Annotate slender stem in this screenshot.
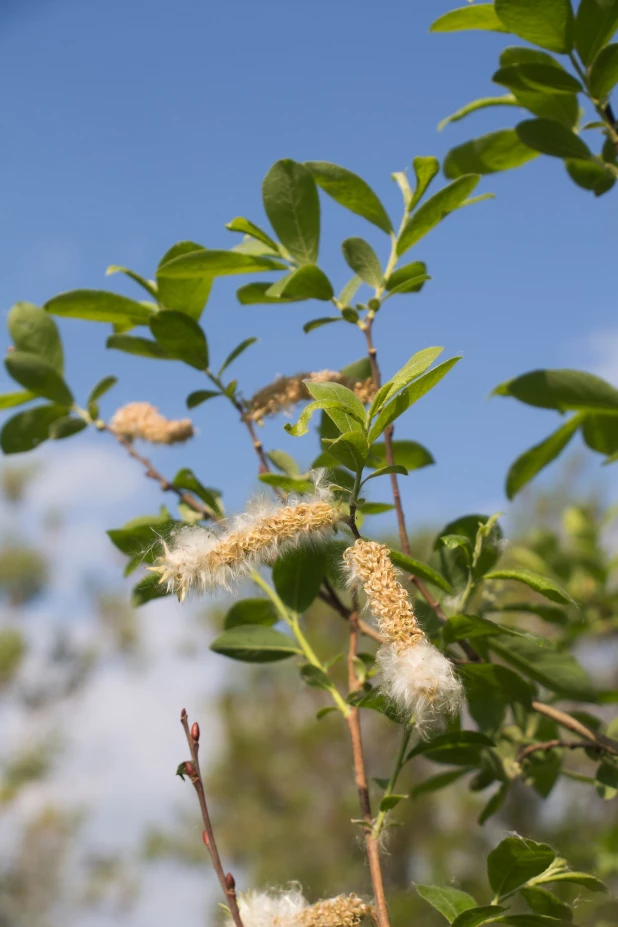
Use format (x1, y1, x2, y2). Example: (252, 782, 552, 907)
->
(100, 423, 215, 520)
(372, 725, 413, 839)
(517, 739, 603, 762)
(207, 370, 272, 475)
(345, 605, 391, 927)
(317, 588, 384, 644)
(568, 51, 618, 159)
(531, 701, 618, 757)
(180, 709, 244, 927)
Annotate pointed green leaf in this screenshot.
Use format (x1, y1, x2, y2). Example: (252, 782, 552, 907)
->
(494, 368, 618, 411)
(520, 887, 573, 921)
(49, 415, 87, 440)
(362, 464, 408, 483)
(106, 265, 158, 299)
(149, 310, 208, 370)
(172, 468, 223, 516)
(575, 0, 618, 64)
(488, 837, 556, 899)
(397, 176, 481, 256)
(411, 768, 471, 798)
(493, 63, 582, 93)
(258, 473, 314, 494)
(589, 42, 618, 98)
(305, 161, 392, 233)
(341, 238, 383, 287)
(0, 391, 35, 410)
(210, 625, 301, 662)
(186, 389, 221, 409)
(439, 95, 520, 131)
(369, 346, 444, 415)
(266, 265, 334, 301)
(565, 158, 616, 195)
(444, 130, 538, 178)
(262, 159, 320, 264)
(505, 416, 581, 499)
(416, 885, 478, 924)
(87, 375, 118, 406)
(8, 302, 64, 373)
(516, 119, 592, 160)
(5, 352, 73, 405)
(495, 0, 574, 53)
(389, 549, 453, 593)
(303, 317, 343, 333)
(305, 380, 367, 425)
(224, 598, 277, 630)
(488, 634, 596, 700)
(385, 260, 428, 293)
(218, 337, 258, 376)
(45, 289, 152, 325)
(322, 431, 368, 471)
(430, 5, 508, 33)
(236, 282, 300, 305)
(107, 334, 170, 359)
(539, 869, 607, 892)
(1, 404, 69, 454)
(484, 569, 576, 605)
(225, 217, 280, 252)
(158, 248, 285, 279)
(155, 241, 213, 318)
(272, 546, 328, 612)
(408, 156, 441, 211)
(453, 906, 508, 927)
(367, 439, 434, 471)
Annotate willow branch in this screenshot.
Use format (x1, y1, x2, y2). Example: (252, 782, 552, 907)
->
(517, 739, 604, 763)
(345, 605, 391, 927)
(180, 709, 244, 927)
(530, 701, 618, 757)
(101, 424, 214, 519)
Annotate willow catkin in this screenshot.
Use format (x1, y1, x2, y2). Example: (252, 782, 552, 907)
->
(343, 539, 463, 735)
(228, 888, 374, 927)
(150, 472, 340, 601)
(110, 402, 194, 445)
(245, 371, 377, 424)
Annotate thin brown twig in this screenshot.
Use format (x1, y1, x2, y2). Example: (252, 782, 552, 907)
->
(180, 709, 245, 927)
(345, 605, 391, 927)
(517, 739, 603, 763)
(318, 587, 386, 645)
(102, 424, 214, 519)
(531, 701, 618, 757)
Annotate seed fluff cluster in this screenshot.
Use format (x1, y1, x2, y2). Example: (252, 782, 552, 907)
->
(150, 471, 339, 601)
(228, 886, 374, 927)
(110, 402, 194, 445)
(343, 539, 463, 735)
(245, 370, 376, 424)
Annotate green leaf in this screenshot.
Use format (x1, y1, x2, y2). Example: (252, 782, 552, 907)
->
(408, 731, 495, 766)
(493, 63, 582, 93)
(582, 412, 618, 454)
(389, 549, 453, 593)
(266, 265, 334, 301)
(416, 885, 477, 924)
(589, 42, 618, 98)
(496, 918, 574, 926)
(439, 95, 520, 131)
(411, 768, 471, 797)
(303, 317, 343, 334)
(186, 389, 221, 409)
(370, 346, 445, 415)
(341, 238, 383, 287)
(131, 572, 172, 606)
(459, 663, 535, 707)
(5, 352, 73, 405)
(236, 282, 300, 305)
(158, 248, 285, 281)
(397, 175, 481, 256)
(305, 380, 367, 427)
(442, 614, 522, 644)
(218, 337, 258, 376)
(444, 129, 539, 178)
(516, 119, 592, 160)
(495, 0, 574, 52)
(575, 0, 618, 65)
(494, 368, 618, 411)
(285, 400, 352, 437)
(520, 887, 573, 921)
(304, 161, 392, 234)
(379, 794, 407, 812)
(87, 375, 117, 406)
(49, 415, 87, 440)
(488, 837, 556, 900)
(223, 598, 277, 629)
(272, 547, 327, 612)
(8, 302, 64, 373)
(385, 260, 429, 294)
(484, 569, 576, 605)
(266, 450, 300, 477)
(506, 416, 581, 499)
(262, 159, 320, 264)
(479, 783, 510, 824)
(107, 516, 177, 574)
(225, 217, 279, 252)
(367, 440, 434, 471)
(106, 334, 170, 360)
(0, 391, 35, 410)
(1, 404, 69, 454)
(210, 625, 301, 662)
(106, 265, 158, 299)
(453, 906, 508, 927)
(430, 5, 508, 33)
(489, 634, 595, 699)
(362, 463, 408, 482)
(45, 289, 152, 325)
(368, 357, 461, 443)
(149, 311, 208, 370)
(352, 688, 400, 723)
(258, 473, 314, 494)
(539, 869, 607, 892)
(323, 431, 368, 471)
(565, 158, 616, 195)
(408, 156, 441, 211)
(300, 664, 333, 690)
(172, 468, 223, 516)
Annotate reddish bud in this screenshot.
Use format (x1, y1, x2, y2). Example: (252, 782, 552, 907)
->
(202, 830, 209, 847)
(185, 761, 197, 779)
(225, 873, 236, 891)
(191, 722, 200, 742)
(180, 707, 187, 721)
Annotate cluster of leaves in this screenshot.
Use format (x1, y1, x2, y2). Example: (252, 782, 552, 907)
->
(432, 0, 618, 196)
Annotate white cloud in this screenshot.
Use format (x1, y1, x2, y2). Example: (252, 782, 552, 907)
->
(587, 329, 618, 386)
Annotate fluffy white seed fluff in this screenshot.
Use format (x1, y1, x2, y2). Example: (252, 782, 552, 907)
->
(231, 887, 307, 927)
(377, 640, 463, 735)
(150, 471, 339, 600)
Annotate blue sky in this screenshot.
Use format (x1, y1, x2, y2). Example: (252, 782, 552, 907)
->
(1, 0, 617, 529)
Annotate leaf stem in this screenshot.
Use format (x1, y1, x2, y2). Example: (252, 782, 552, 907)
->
(372, 724, 413, 840)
